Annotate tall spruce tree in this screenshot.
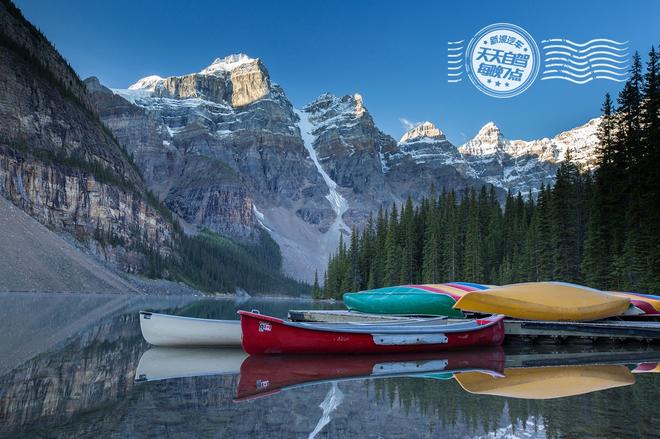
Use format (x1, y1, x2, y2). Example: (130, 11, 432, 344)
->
(383, 204, 400, 286)
(551, 154, 581, 282)
(311, 270, 321, 298)
(463, 188, 482, 281)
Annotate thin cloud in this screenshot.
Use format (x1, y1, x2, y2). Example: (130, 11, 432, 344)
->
(399, 117, 421, 131)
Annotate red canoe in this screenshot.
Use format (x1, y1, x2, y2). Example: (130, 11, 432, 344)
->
(238, 311, 505, 355)
(235, 347, 506, 401)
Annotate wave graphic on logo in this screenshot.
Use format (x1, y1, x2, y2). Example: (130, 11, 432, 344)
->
(541, 38, 630, 84)
(447, 40, 465, 83)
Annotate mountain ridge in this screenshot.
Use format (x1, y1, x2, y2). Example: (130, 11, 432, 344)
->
(93, 53, 601, 280)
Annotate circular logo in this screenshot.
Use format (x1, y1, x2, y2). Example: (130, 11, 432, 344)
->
(465, 23, 540, 98)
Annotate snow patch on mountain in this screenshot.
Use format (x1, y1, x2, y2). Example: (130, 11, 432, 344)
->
(252, 205, 271, 232)
(295, 108, 349, 231)
(200, 53, 256, 75)
(304, 93, 366, 133)
(128, 75, 163, 92)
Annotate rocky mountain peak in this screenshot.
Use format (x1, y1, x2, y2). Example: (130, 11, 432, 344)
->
(476, 121, 503, 142)
(83, 76, 107, 94)
(304, 93, 338, 111)
(399, 121, 444, 143)
(304, 92, 370, 123)
(119, 54, 271, 108)
(353, 93, 365, 117)
(459, 122, 506, 156)
(200, 53, 258, 75)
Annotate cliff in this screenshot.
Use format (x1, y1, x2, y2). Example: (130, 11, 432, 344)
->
(0, 0, 175, 273)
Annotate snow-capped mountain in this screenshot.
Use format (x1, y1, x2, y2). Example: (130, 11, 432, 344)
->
(85, 53, 601, 280)
(458, 118, 601, 195)
(399, 121, 443, 143)
(382, 121, 482, 195)
(396, 121, 473, 170)
(91, 55, 336, 278)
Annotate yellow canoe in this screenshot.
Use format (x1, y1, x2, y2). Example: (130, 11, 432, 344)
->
(453, 282, 630, 321)
(455, 365, 635, 399)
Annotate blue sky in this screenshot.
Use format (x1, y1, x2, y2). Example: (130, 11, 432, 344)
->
(14, 0, 660, 145)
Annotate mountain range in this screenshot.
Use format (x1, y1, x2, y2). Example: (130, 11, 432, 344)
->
(86, 54, 600, 280)
(0, 0, 601, 286)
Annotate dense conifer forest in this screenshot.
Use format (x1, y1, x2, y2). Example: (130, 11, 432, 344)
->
(320, 48, 660, 299)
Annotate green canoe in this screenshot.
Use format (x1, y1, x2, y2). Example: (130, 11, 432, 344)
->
(343, 286, 465, 318)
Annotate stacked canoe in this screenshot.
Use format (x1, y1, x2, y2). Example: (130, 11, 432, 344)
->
(453, 282, 630, 321)
(343, 282, 491, 318)
(344, 281, 660, 321)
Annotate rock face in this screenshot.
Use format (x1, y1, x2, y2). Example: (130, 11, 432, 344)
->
(399, 121, 442, 143)
(0, 1, 174, 272)
(91, 55, 333, 246)
(0, 195, 138, 293)
(385, 121, 484, 202)
(458, 118, 600, 196)
(298, 93, 394, 227)
(152, 54, 270, 107)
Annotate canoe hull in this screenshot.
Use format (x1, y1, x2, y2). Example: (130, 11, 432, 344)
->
(239, 311, 504, 355)
(344, 292, 464, 317)
(139, 311, 242, 347)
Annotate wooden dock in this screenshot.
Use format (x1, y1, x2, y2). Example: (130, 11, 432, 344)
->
(288, 310, 660, 343)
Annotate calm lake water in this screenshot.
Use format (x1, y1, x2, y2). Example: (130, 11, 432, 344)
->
(0, 292, 659, 438)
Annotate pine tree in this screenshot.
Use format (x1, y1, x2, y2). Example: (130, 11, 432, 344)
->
(383, 204, 400, 286)
(463, 188, 482, 281)
(582, 176, 608, 288)
(311, 270, 321, 298)
(399, 197, 417, 284)
(347, 226, 361, 291)
(614, 52, 645, 289)
(551, 154, 581, 282)
(442, 191, 460, 280)
(421, 209, 442, 283)
(640, 46, 660, 290)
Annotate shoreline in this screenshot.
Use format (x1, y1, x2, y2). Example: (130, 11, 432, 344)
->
(0, 290, 336, 302)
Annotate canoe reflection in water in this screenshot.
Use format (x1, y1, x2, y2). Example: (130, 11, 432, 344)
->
(134, 345, 658, 437)
(234, 347, 506, 401)
(135, 347, 247, 382)
(455, 364, 635, 399)
(134, 347, 655, 401)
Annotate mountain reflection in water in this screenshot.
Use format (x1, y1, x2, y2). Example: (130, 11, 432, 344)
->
(0, 293, 659, 438)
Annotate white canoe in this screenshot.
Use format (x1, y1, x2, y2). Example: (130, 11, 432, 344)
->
(135, 347, 247, 382)
(139, 311, 242, 347)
